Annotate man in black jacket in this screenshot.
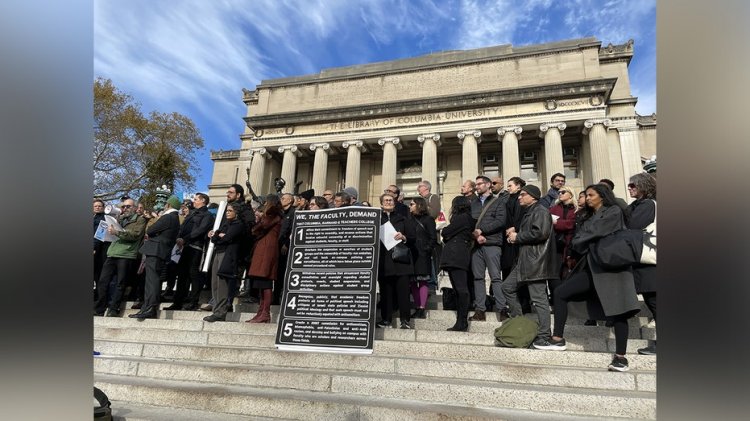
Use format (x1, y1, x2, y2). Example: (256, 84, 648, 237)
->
(165, 193, 214, 311)
(503, 185, 560, 349)
(131, 195, 181, 319)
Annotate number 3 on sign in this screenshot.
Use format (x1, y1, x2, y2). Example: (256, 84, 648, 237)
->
(283, 323, 294, 337)
(289, 274, 300, 287)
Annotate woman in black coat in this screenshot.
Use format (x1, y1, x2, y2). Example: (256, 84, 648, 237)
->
(406, 197, 437, 319)
(546, 184, 641, 372)
(626, 172, 657, 355)
(377, 193, 416, 329)
(439, 196, 475, 331)
(204, 203, 245, 322)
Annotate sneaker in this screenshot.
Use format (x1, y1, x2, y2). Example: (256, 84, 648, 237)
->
(376, 320, 392, 328)
(608, 355, 630, 372)
(411, 308, 427, 319)
(532, 337, 567, 351)
(637, 343, 657, 356)
(584, 319, 597, 326)
(400, 320, 413, 330)
(200, 303, 213, 312)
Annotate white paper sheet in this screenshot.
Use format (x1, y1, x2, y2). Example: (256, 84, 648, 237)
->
(379, 221, 400, 251)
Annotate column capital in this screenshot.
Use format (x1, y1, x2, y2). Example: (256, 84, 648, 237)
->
(250, 147, 269, 158)
(539, 122, 567, 138)
(457, 130, 482, 140)
(378, 137, 402, 150)
(309, 143, 332, 154)
(342, 140, 368, 152)
(417, 133, 441, 147)
(583, 118, 612, 134)
(277, 145, 302, 156)
(496, 126, 523, 140)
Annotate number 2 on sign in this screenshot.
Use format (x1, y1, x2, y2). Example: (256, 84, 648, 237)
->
(283, 323, 293, 337)
(293, 251, 303, 264)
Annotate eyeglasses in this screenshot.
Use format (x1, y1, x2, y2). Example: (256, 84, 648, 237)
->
(492, 182, 501, 185)
(121, 205, 133, 209)
(627, 183, 637, 189)
(384, 189, 397, 194)
(323, 193, 332, 196)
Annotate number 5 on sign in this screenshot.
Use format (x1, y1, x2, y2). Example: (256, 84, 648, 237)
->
(283, 323, 294, 337)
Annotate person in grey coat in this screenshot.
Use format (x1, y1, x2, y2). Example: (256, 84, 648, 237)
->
(503, 185, 559, 346)
(541, 184, 641, 373)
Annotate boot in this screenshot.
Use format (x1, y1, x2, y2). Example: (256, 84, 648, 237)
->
(246, 293, 264, 323)
(449, 291, 470, 331)
(248, 289, 272, 323)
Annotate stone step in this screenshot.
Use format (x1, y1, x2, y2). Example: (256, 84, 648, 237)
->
(107, 400, 268, 420)
(95, 349, 655, 393)
(112, 308, 656, 339)
(94, 338, 656, 373)
(96, 372, 655, 419)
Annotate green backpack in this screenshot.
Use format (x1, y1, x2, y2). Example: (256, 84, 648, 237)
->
(493, 316, 539, 348)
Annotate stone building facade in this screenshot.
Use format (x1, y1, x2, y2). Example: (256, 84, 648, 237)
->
(209, 37, 656, 210)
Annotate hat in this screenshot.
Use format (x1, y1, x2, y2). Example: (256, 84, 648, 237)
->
(166, 195, 182, 209)
(343, 186, 358, 198)
(299, 189, 315, 201)
(520, 185, 541, 200)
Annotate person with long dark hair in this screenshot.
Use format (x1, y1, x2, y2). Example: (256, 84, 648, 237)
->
(406, 197, 437, 319)
(539, 184, 641, 372)
(377, 193, 416, 329)
(245, 194, 283, 323)
(626, 172, 657, 355)
(439, 196, 476, 331)
(547, 185, 578, 298)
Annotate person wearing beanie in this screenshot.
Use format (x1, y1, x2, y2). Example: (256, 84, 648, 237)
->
(343, 187, 360, 206)
(131, 193, 180, 319)
(503, 183, 559, 349)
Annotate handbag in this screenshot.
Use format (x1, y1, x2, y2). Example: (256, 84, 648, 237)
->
(441, 287, 457, 310)
(391, 242, 412, 264)
(640, 200, 656, 265)
(590, 229, 642, 270)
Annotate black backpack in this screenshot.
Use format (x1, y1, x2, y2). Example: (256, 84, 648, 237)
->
(94, 387, 112, 420)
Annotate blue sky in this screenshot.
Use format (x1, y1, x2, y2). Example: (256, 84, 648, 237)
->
(94, 0, 656, 196)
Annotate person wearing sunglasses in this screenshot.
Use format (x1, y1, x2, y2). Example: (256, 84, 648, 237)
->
(94, 197, 147, 317)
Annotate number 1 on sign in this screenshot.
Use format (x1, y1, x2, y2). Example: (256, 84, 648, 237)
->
(296, 229, 303, 242)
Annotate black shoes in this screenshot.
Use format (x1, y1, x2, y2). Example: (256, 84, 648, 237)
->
(608, 355, 629, 372)
(498, 308, 510, 322)
(637, 342, 657, 355)
(400, 320, 413, 330)
(411, 308, 427, 319)
(203, 314, 225, 323)
(584, 319, 597, 326)
(376, 320, 392, 328)
(93, 311, 104, 317)
(130, 301, 143, 310)
(447, 323, 468, 332)
(469, 310, 486, 321)
(128, 310, 156, 320)
(163, 303, 183, 310)
(181, 303, 199, 311)
(532, 337, 567, 351)
(105, 309, 120, 317)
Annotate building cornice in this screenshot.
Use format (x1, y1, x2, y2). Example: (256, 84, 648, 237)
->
(244, 78, 617, 131)
(598, 39, 634, 65)
(210, 150, 241, 160)
(257, 38, 602, 89)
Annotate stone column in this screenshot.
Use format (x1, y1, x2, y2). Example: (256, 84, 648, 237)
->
(342, 140, 367, 194)
(497, 126, 522, 181)
(457, 130, 482, 179)
(539, 122, 566, 181)
(309, 143, 331, 194)
(583, 119, 612, 183)
(417, 133, 441, 190)
(248, 148, 269, 194)
(277, 145, 300, 193)
(377, 137, 401, 191)
(617, 127, 644, 199)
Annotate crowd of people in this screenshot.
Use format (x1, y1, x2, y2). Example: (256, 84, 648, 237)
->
(93, 170, 656, 372)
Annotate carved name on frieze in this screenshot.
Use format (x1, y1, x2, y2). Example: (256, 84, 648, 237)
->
(325, 107, 501, 131)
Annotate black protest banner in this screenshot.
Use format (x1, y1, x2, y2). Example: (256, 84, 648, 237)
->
(275, 206, 380, 354)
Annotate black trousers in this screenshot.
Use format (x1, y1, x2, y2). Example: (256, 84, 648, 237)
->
(173, 246, 203, 306)
(94, 257, 133, 314)
(448, 269, 470, 327)
(642, 291, 656, 321)
(142, 255, 166, 314)
(379, 275, 411, 322)
(552, 269, 630, 355)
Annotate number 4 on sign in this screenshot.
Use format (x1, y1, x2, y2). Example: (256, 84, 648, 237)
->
(287, 296, 297, 310)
